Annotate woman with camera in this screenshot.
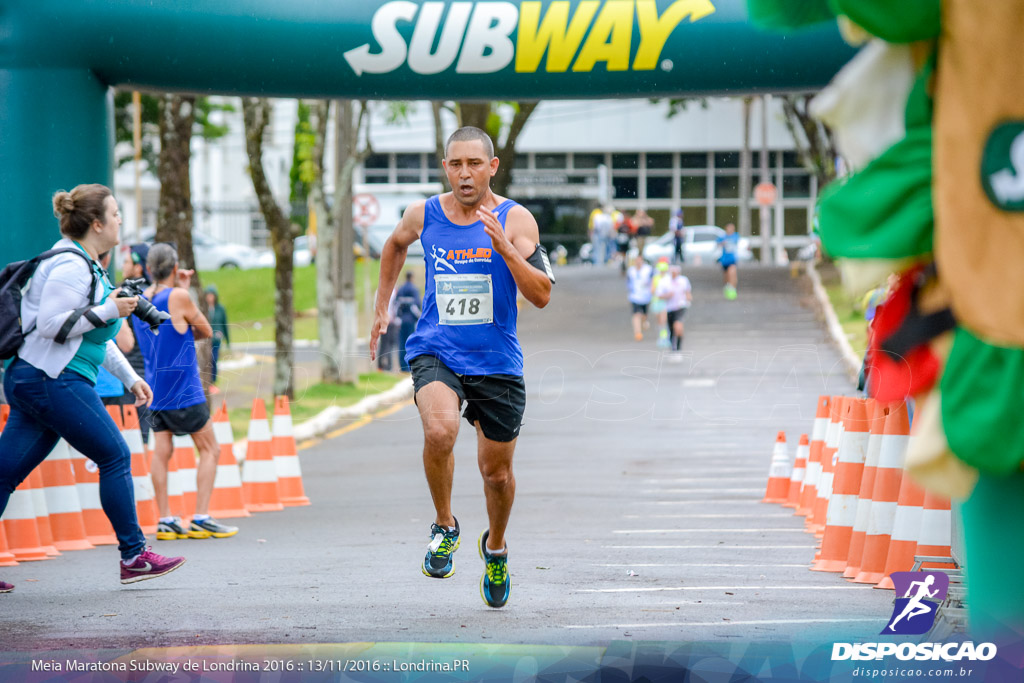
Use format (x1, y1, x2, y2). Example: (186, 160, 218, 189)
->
(0, 184, 185, 594)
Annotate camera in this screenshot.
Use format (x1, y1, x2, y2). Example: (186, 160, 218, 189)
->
(118, 278, 171, 331)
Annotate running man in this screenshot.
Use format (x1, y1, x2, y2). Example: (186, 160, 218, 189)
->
(626, 255, 653, 341)
(369, 126, 554, 608)
(717, 222, 740, 300)
(888, 574, 940, 632)
(656, 264, 692, 358)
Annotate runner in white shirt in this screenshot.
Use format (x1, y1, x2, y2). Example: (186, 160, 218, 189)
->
(655, 264, 692, 355)
(626, 256, 654, 341)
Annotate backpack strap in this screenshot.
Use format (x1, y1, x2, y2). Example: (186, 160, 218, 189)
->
(29, 248, 105, 343)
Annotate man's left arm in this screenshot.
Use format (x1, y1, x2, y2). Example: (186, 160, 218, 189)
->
(478, 205, 551, 309)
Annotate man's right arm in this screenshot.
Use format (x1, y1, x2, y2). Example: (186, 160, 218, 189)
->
(371, 201, 425, 359)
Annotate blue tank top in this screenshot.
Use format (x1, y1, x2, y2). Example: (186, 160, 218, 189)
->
(403, 195, 523, 376)
(133, 288, 206, 410)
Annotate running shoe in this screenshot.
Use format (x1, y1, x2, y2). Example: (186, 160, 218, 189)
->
(190, 518, 239, 538)
(120, 547, 186, 584)
(156, 518, 190, 540)
(724, 284, 738, 300)
(478, 530, 510, 608)
(422, 517, 460, 578)
(0, 580, 13, 593)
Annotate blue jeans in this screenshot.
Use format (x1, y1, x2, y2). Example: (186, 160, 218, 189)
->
(211, 340, 221, 384)
(0, 359, 146, 560)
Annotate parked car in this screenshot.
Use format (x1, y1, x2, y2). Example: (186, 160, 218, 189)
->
(120, 229, 270, 271)
(256, 234, 314, 268)
(638, 225, 753, 264)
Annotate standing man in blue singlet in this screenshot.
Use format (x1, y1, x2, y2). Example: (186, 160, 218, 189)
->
(370, 126, 553, 609)
(135, 244, 239, 542)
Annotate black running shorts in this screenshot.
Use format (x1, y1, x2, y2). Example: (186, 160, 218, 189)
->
(150, 401, 211, 436)
(409, 354, 526, 443)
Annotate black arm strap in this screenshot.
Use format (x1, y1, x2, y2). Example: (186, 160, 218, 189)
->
(527, 244, 556, 284)
(879, 264, 956, 361)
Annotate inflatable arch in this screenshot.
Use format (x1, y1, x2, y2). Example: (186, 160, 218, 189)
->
(0, 0, 853, 260)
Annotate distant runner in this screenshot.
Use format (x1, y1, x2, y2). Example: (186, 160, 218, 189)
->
(370, 126, 554, 609)
(717, 222, 740, 300)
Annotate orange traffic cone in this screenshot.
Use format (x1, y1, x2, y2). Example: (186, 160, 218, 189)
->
(122, 405, 159, 535)
(843, 400, 885, 578)
(797, 396, 832, 517)
(1, 476, 50, 561)
(852, 401, 910, 584)
(0, 524, 18, 567)
(68, 444, 118, 546)
(39, 440, 93, 551)
(812, 398, 870, 572)
(208, 401, 250, 519)
(172, 435, 198, 518)
(763, 432, 791, 504)
(28, 468, 59, 557)
(809, 396, 846, 534)
(785, 434, 809, 508)
(876, 461, 927, 590)
(242, 399, 283, 512)
(916, 491, 956, 570)
(272, 396, 310, 507)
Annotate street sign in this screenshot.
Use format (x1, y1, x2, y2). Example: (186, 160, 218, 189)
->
(353, 193, 380, 227)
(755, 182, 777, 206)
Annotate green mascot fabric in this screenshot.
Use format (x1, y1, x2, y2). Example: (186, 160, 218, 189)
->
(830, 0, 940, 43)
(746, 0, 834, 30)
(942, 327, 1024, 476)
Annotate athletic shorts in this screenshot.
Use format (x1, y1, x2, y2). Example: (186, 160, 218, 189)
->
(631, 302, 649, 315)
(667, 307, 687, 326)
(409, 354, 526, 443)
(720, 258, 737, 271)
(150, 401, 211, 436)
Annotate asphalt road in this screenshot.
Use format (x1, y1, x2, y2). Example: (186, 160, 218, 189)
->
(1, 263, 892, 656)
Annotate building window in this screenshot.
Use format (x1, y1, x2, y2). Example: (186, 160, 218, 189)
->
(365, 153, 389, 169)
(612, 153, 638, 170)
(535, 153, 567, 170)
(680, 176, 707, 199)
(782, 174, 812, 198)
(714, 152, 739, 169)
(782, 151, 803, 169)
(679, 205, 707, 226)
(514, 153, 530, 169)
(646, 153, 673, 170)
(784, 207, 810, 235)
(613, 176, 638, 199)
(573, 153, 605, 169)
(646, 176, 672, 199)
(396, 153, 422, 183)
(714, 175, 740, 199)
(680, 152, 707, 169)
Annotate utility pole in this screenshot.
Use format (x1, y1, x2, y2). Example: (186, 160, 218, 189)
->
(739, 97, 752, 239)
(759, 95, 772, 265)
(132, 91, 143, 241)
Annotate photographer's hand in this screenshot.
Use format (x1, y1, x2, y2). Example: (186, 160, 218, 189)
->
(110, 289, 139, 318)
(130, 380, 153, 408)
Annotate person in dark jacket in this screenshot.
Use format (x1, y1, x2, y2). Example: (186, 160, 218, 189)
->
(395, 272, 421, 372)
(204, 284, 230, 387)
(117, 243, 153, 441)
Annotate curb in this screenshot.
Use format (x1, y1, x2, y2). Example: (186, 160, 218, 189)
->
(806, 261, 862, 383)
(234, 377, 414, 461)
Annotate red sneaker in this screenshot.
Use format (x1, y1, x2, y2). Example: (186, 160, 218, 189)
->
(120, 547, 186, 584)
(0, 581, 13, 593)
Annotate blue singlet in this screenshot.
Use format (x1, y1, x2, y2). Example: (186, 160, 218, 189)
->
(403, 195, 523, 376)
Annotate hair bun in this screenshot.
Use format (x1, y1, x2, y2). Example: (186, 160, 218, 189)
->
(52, 191, 75, 218)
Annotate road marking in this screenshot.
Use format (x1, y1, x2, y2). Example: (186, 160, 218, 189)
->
(602, 545, 812, 549)
(299, 400, 414, 450)
(563, 618, 879, 629)
(577, 586, 870, 594)
(631, 500, 767, 505)
(622, 513, 791, 519)
(594, 563, 809, 568)
(642, 488, 763, 494)
(612, 529, 809, 534)
(644, 477, 767, 484)
(682, 379, 716, 388)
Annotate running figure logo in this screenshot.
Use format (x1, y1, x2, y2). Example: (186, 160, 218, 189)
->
(883, 571, 949, 635)
(431, 245, 458, 273)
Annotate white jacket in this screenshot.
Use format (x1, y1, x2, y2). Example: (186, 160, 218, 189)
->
(17, 238, 141, 388)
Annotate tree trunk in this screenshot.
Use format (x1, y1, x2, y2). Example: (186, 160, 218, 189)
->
(334, 100, 358, 385)
(431, 100, 447, 188)
(156, 93, 212, 388)
(780, 94, 838, 189)
(308, 100, 341, 383)
(242, 97, 299, 398)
